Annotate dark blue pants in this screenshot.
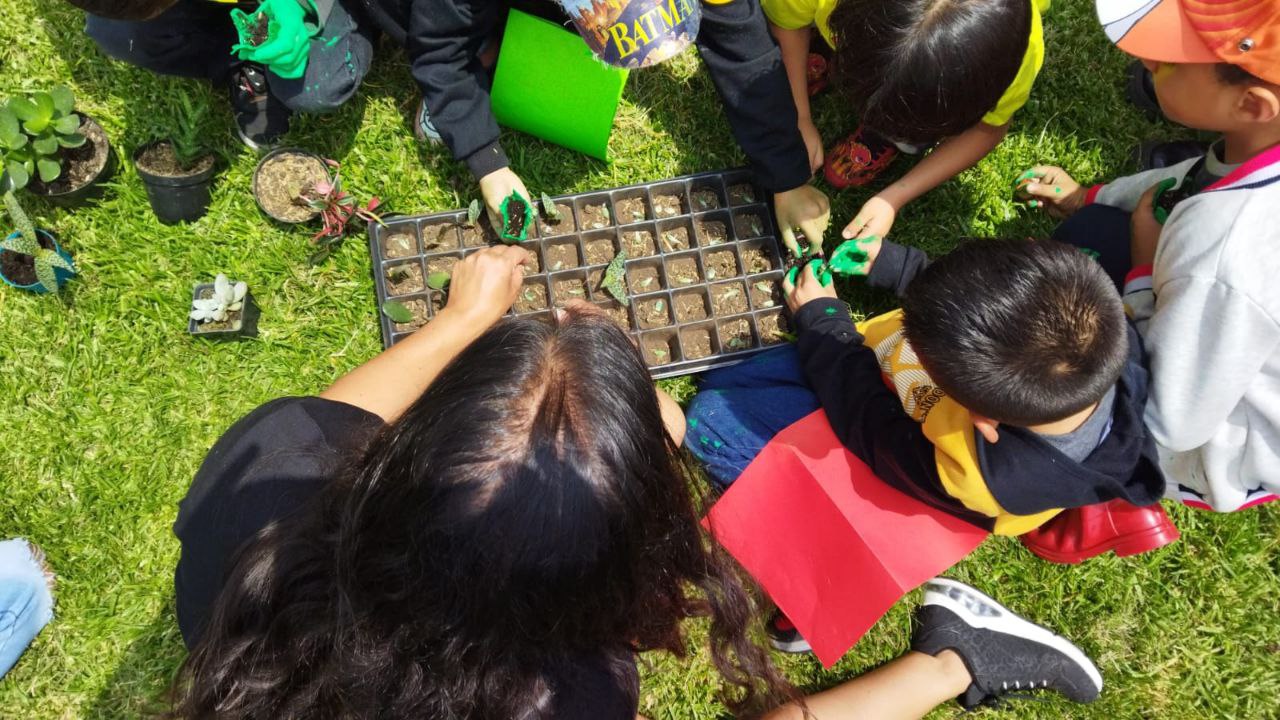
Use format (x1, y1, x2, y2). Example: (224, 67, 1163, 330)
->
(685, 346, 818, 490)
(1052, 204, 1133, 290)
(85, 0, 374, 114)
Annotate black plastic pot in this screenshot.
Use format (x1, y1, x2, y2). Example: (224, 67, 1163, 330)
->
(29, 113, 116, 208)
(135, 142, 217, 225)
(252, 147, 326, 224)
(188, 283, 259, 339)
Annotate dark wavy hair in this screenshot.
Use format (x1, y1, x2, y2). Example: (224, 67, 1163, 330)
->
(829, 0, 1031, 144)
(168, 309, 789, 718)
(901, 238, 1128, 426)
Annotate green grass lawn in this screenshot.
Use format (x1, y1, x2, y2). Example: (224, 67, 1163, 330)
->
(2, 1, 1278, 717)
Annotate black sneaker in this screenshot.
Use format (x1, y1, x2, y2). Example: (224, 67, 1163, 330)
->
(912, 578, 1102, 709)
(1136, 140, 1210, 172)
(229, 64, 290, 151)
(766, 611, 812, 654)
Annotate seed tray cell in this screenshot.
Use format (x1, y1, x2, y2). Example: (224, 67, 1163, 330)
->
(371, 169, 791, 378)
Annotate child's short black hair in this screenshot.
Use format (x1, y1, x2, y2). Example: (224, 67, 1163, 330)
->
(900, 238, 1128, 427)
(829, 0, 1031, 144)
(66, 0, 177, 21)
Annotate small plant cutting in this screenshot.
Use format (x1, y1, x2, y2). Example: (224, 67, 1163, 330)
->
(498, 190, 533, 243)
(134, 90, 219, 224)
(190, 273, 254, 337)
(297, 163, 384, 264)
(0, 85, 113, 205)
(0, 187, 75, 293)
(601, 249, 629, 305)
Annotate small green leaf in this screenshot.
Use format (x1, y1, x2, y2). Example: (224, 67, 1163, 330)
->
(381, 300, 414, 323)
(4, 161, 29, 191)
(467, 198, 482, 225)
(52, 115, 80, 135)
(50, 85, 75, 115)
(7, 97, 37, 122)
(40, 249, 74, 273)
(426, 270, 451, 290)
(653, 299, 665, 313)
(32, 135, 57, 156)
(35, 259, 59, 293)
(755, 281, 773, 293)
(602, 249, 630, 306)
(540, 192, 561, 220)
(31, 92, 55, 123)
(22, 117, 49, 135)
(651, 348, 668, 359)
(0, 109, 18, 145)
(57, 132, 86, 149)
(36, 159, 60, 183)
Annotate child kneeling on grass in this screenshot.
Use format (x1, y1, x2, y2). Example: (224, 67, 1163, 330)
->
(686, 238, 1174, 649)
(1020, 0, 1280, 513)
(764, 0, 1048, 243)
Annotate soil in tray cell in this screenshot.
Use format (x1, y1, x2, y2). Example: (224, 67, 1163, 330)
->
(584, 235, 618, 265)
(733, 210, 767, 239)
(652, 190, 686, 218)
(537, 202, 576, 236)
(718, 317, 756, 352)
(514, 281, 549, 313)
(739, 243, 778, 274)
(627, 262, 664, 295)
(594, 300, 634, 331)
(392, 298, 430, 333)
(543, 240, 581, 271)
(710, 281, 750, 316)
(680, 325, 715, 360)
(614, 194, 650, 224)
(382, 228, 419, 259)
(673, 289, 710, 322)
(728, 182, 758, 206)
(516, 242, 542, 275)
(691, 184, 721, 211)
(422, 222, 460, 251)
(552, 277, 590, 303)
(580, 199, 613, 229)
(696, 217, 729, 246)
(385, 262, 425, 296)
(703, 249, 739, 282)
(666, 255, 701, 287)
(658, 226, 693, 253)
(757, 310, 792, 345)
(749, 277, 783, 309)
(622, 228, 657, 257)
(636, 296, 674, 329)
(460, 221, 496, 248)
(426, 255, 461, 278)
(587, 266, 605, 294)
(641, 332, 679, 367)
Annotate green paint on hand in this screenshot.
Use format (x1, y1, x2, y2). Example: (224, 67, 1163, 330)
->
(828, 237, 872, 276)
(1054, 187, 1062, 194)
(325, 35, 341, 47)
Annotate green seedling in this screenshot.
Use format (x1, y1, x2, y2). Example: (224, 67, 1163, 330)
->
(602, 249, 629, 306)
(1, 188, 75, 293)
(466, 198, 483, 226)
(426, 270, 451, 291)
(499, 190, 534, 243)
(540, 191, 562, 221)
(381, 300, 413, 324)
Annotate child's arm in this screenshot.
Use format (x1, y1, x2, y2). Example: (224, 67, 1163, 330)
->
(769, 23, 822, 172)
(843, 122, 1008, 241)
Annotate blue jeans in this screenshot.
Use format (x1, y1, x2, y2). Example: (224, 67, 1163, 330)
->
(1052, 204, 1133, 291)
(0, 539, 53, 679)
(685, 346, 818, 490)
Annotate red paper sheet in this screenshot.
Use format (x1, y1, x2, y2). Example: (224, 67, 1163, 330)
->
(705, 409, 988, 666)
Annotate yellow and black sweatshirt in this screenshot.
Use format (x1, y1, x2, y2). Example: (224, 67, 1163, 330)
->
(791, 240, 1165, 536)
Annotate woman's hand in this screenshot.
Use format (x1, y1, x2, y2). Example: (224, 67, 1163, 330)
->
(440, 245, 528, 328)
(478, 167, 531, 230)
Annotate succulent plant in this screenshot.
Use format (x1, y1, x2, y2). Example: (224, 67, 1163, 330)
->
(191, 273, 247, 324)
(168, 91, 211, 171)
(0, 85, 85, 191)
(0, 189, 73, 293)
(297, 162, 383, 264)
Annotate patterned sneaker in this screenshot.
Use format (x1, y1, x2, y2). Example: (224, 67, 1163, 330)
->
(823, 125, 898, 189)
(912, 578, 1102, 709)
(229, 64, 290, 151)
(414, 98, 443, 146)
(766, 611, 812, 654)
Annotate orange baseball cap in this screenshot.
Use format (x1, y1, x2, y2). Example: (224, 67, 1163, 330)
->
(1097, 0, 1280, 84)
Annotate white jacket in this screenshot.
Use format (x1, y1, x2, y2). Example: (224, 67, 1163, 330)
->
(1093, 144, 1280, 511)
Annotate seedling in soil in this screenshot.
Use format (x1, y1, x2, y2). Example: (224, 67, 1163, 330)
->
(384, 298, 429, 331)
(696, 218, 728, 246)
(191, 273, 247, 327)
(426, 255, 460, 279)
(581, 201, 612, 229)
(615, 195, 648, 223)
(673, 290, 710, 322)
(426, 270, 451, 291)
(711, 281, 749, 316)
(298, 164, 384, 264)
(752, 280, 781, 308)
(660, 227, 691, 252)
(544, 240, 580, 271)
(540, 192, 562, 221)
(728, 183, 757, 205)
(704, 249, 739, 280)
(652, 192, 684, 218)
(552, 277, 589, 303)
(635, 297, 670, 329)
(601, 250, 629, 306)
(692, 185, 721, 211)
(718, 318, 754, 351)
(537, 199, 576, 236)
(622, 229, 656, 257)
(467, 198, 483, 226)
(1, 85, 86, 192)
(667, 256, 700, 286)
(515, 282, 550, 313)
(499, 190, 534, 243)
(641, 333, 678, 367)
(0, 189, 74, 293)
(734, 212, 765, 238)
(757, 311, 794, 345)
(381, 299, 413, 324)
(385, 262, 425, 296)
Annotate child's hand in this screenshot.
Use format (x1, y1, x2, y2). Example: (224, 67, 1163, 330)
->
(843, 196, 896, 240)
(798, 117, 824, 173)
(783, 258, 838, 313)
(478, 167, 531, 231)
(828, 236, 882, 276)
(441, 245, 528, 327)
(1130, 184, 1163, 267)
(775, 185, 831, 258)
(1016, 166, 1085, 218)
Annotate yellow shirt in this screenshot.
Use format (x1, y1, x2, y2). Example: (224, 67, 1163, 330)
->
(761, 0, 1048, 127)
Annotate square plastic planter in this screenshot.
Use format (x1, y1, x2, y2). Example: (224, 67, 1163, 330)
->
(188, 283, 259, 339)
(369, 169, 792, 379)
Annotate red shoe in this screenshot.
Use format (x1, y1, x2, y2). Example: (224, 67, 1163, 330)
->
(807, 53, 829, 97)
(823, 125, 898, 189)
(1020, 499, 1180, 564)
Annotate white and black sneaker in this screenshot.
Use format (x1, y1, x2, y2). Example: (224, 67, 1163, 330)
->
(766, 610, 812, 654)
(912, 578, 1103, 709)
(229, 64, 290, 151)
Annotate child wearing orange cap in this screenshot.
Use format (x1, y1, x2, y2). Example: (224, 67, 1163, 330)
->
(1020, 0, 1280, 514)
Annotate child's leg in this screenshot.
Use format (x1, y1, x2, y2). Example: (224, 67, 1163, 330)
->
(685, 346, 819, 489)
(84, 2, 238, 82)
(762, 651, 971, 720)
(1051, 204, 1133, 290)
(267, 2, 376, 114)
(0, 539, 54, 679)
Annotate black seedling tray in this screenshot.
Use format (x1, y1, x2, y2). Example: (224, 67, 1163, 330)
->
(368, 168, 793, 379)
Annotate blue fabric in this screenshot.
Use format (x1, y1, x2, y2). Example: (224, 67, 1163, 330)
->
(686, 346, 818, 489)
(0, 539, 53, 679)
(1051, 204, 1132, 291)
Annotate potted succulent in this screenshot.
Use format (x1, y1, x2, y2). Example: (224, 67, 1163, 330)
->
(1, 85, 115, 207)
(0, 186, 75, 294)
(190, 273, 256, 338)
(296, 164, 383, 264)
(252, 147, 329, 224)
(134, 92, 218, 224)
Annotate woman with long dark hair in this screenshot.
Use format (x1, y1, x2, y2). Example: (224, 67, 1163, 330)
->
(167, 245, 786, 718)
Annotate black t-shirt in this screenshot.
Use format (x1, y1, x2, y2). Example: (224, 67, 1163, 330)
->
(173, 396, 638, 719)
